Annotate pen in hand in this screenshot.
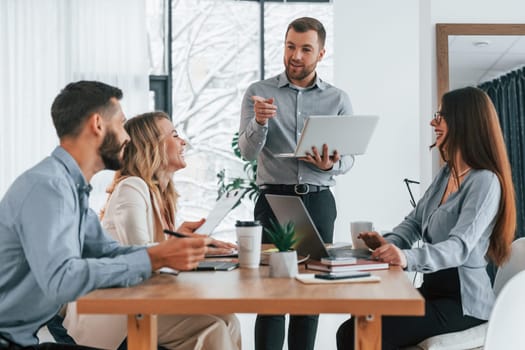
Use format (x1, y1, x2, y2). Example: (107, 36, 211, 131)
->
(163, 229, 218, 248)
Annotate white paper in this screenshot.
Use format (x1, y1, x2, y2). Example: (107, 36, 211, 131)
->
(158, 267, 179, 275)
(195, 191, 243, 235)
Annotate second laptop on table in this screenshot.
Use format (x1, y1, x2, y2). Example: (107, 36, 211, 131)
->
(265, 194, 373, 261)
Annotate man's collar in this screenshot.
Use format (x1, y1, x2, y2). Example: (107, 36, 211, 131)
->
(277, 72, 327, 91)
(51, 146, 91, 194)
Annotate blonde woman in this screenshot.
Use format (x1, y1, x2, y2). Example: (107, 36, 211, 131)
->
(64, 112, 241, 350)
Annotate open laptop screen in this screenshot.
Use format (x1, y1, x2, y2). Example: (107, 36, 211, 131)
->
(265, 194, 372, 260)
(265, 194, 331, 260)
(273, 115, 378, 158)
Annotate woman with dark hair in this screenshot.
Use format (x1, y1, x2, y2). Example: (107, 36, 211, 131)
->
(337, 86, 516, 349)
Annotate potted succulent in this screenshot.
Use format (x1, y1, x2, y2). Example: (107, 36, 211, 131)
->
(265, 219, 299, 278)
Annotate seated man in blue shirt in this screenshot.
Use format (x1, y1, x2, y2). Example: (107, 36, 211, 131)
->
(0, 81, 220, 349)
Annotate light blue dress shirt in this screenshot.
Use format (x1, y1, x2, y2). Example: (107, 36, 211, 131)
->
(0, 147, 152, 345)
(239, 72, 354, 186)
(384, 166, 501, 320)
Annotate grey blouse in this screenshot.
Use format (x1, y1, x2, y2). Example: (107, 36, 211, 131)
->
(384, 165, 501, 320)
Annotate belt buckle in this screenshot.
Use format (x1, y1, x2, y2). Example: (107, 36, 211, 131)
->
(294, 184, 309, 195)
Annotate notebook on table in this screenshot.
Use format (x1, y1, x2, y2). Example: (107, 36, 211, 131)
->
(296, 273, 381, 284)
(158, 261, 239, 274)
(305, 259, 388, 273)
(265, 194, 374, 261)
(273, 115, 379, 158)
(195, 261, 239, 271)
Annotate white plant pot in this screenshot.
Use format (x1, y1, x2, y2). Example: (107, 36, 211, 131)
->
(269, 250, 298, 278)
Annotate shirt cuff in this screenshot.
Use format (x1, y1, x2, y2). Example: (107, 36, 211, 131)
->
(384, 232, 413, 250)
(122, 248, 152, 287)
(332, 159, 343, 172)
(326, 155, 354, 175)
(403, 249, 417, 271)
(250, 118, 268, 134)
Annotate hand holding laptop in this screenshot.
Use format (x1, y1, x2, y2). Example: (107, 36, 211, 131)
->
(299, 144, 341, 171)
(252, 96, 277, 125)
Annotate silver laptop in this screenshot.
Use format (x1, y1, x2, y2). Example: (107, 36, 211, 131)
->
(265, 194, 371, 260)
(274, 115, 378, 158)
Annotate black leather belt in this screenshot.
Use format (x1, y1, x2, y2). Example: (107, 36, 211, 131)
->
(260, 184, 329, 195)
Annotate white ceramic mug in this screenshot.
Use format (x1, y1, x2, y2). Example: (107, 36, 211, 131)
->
(350, 221, 374, 249)
(235, 220, 262, 268)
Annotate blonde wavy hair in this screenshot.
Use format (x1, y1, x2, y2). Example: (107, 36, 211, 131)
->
(102, 111, 179, 243)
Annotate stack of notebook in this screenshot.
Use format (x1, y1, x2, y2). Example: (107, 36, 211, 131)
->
(305, 257, 389, 273)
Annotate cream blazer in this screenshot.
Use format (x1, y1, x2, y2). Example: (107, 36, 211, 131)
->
(63, 177, 160, 349)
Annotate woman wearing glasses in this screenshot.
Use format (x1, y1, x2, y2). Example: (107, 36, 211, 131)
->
(64, 112, 241, 350)
(337, 87, 516, 349)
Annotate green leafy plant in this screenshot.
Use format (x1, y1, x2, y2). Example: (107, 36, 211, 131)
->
(217, 132, 259, 202)
(264, 219, 297, 252)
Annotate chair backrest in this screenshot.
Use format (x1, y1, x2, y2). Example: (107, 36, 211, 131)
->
(493, 237, 525, 295)
(484, 270, 525, 349)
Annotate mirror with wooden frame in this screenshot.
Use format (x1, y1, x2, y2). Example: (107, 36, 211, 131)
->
(436, 23, 525, 101)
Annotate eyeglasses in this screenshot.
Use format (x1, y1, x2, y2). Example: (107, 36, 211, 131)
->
(433, 111, 444, 124)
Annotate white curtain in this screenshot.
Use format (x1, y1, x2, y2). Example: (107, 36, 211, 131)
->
(0, 0, 149, 198)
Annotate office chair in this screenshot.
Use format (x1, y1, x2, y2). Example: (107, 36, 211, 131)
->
(484, 270, 525, 349)
(409, 237, 525, 350)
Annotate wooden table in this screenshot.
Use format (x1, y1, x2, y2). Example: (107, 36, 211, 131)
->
(77, 265, 423, 350)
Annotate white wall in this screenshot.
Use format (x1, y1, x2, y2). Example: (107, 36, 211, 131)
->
(431, 0, 525, 23)
(427, 0, 525, 176)
(332, 0, 525, 241)
(0, 0, 149, 198)
(333, 0, 422, 239)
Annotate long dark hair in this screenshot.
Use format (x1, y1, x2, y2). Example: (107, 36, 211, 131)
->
(437, 86, 516, 265)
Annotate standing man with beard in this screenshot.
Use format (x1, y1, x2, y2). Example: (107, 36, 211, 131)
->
(238, 17, 354, 350)
(0, 81, 215, 349)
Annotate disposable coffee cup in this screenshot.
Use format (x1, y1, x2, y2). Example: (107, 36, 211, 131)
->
(235, 220, 262, 268)
(350, 221, 374, 249)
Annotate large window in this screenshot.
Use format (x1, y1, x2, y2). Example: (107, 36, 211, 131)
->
(147, 0, 333, 239)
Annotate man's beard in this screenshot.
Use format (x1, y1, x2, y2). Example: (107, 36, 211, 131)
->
(285, 61, 317, 82)
(98, 129, 125, 171)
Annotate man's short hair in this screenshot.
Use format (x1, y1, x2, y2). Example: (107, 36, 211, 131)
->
(51, 81, 123, 138)
(286, 17, 326, 49)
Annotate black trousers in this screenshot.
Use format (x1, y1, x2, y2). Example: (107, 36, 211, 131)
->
(336, 268, 486, 350)
(254, 188, 336, 350)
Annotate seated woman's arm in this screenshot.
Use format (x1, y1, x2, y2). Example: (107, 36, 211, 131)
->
(403, 171, 500, 272)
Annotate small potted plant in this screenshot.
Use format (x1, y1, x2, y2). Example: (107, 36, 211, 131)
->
(265, 219, 298, 278)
